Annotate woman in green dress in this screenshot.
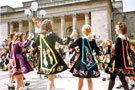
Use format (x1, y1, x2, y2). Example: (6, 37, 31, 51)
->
(32, 19, 69, 90)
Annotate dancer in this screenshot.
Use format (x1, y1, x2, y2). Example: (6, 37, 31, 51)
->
(32, 19, 69, 90)
(106, 22, 134, 90)
(69, 24, 100, 90)
(8, 33, 33, 90)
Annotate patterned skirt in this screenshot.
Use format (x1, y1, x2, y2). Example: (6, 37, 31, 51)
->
(70, 60, 100, 78)
(105, 55, 135, 76)
(37, 54, 68, 75)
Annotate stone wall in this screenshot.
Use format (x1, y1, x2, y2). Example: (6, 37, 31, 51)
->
(1, 6, 15, 13)
(91, 10, 111, 41)
(112, 1, 135, 41)
(125, 12, 135, 35)
(0, 23, 8, 45)
(53, 19, 86, 37)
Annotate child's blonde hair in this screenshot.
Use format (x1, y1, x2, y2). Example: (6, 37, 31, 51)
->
(81, 24, 91, 41)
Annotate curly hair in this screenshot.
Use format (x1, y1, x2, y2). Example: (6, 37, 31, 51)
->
(117, 22, 128, 35)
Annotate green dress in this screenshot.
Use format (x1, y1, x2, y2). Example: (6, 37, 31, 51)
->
(32, 32, 69, 75)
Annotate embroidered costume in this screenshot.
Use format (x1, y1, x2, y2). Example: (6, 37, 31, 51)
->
(69, 38, 100, 78)
(105, 34, 135, 76)
(32, 32, 69, 75)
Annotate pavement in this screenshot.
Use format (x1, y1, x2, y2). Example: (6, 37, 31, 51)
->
(0, 69, 132, 90)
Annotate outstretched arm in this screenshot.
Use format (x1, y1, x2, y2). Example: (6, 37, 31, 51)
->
(53, 32, 70, 45)
(32, 35, 40, 48)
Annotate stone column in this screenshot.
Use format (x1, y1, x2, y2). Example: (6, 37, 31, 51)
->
(72, 14, 77, 31)
(61, 15, 64, 38)
(91, 10, 111, 40)
(85, 12, 89, 24)
(49, 17, 54, 26)
(9, 22, 13, 34)
(29, 20, 32, 33)
(19, 20, 23, 32)
(0, 23, 8, 44)
(49, 17, 54, 30)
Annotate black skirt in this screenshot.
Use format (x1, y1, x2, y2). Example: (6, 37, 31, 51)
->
(70, 59, 100, 78)
(105, 55, 135, 76)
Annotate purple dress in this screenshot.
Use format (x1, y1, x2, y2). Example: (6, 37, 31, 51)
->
(8, 40, 33, 76)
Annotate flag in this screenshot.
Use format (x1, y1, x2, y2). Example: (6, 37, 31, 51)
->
(32, 18, 41, 33)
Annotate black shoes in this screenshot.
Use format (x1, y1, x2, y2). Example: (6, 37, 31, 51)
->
(25, 82, 30, 86)
(7, 85, 15, 90)
(102, 78, 106, 81)
(116, 85, 123, 89)
(129, 85, 134, 90)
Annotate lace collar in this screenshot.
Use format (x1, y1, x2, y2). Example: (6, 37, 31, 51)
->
(118, 34, 129, 41)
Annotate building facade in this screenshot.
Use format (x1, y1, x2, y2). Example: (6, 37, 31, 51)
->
(112, 0, 135, 41)
(0, 0, 113, 44)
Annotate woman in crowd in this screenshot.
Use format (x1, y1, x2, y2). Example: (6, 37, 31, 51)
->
(106, 22, 135, 90)
(32, 19, 69, 90)
(99, 40, 112, 81)
(1, 39, 10, 71)
(69, 24, 100, 90)
(8, 33, 33, 90)
(8, 33, 16, 89)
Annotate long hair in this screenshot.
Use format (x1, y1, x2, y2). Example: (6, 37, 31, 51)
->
(9, 32, 15, 42)
(19, 32, 25, 42)
(14, 33, 21, 42)
(40, 19, 53, 34)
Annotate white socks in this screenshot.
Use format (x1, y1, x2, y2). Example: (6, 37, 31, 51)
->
(129, 80, 135, 85)
(19, 86, 27, 90)
(131, 80, 135, 85)
(9, 83, 14, 87)
(128, 80, 135, 89)
(52, 86, 55, 90)
(47, 86, 55, 90)
(23, 87, 27, 90)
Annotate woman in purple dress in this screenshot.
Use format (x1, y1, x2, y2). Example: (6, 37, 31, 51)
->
(8, 33, 33, 90)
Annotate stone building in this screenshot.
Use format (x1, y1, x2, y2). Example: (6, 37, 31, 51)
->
(112, 0, 135, 41)
(0, 0, 113, 44)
